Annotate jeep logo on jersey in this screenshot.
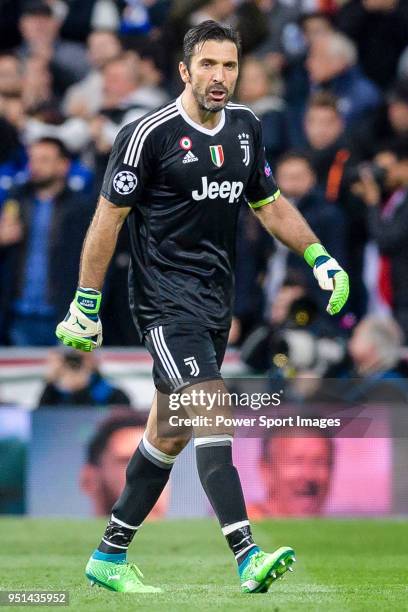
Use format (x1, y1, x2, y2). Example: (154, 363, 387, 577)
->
(113, 170, 137, 195)
(192, 177, 243, 203)
(209, 145, 224, 167)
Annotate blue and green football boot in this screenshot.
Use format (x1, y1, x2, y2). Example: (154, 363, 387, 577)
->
(85, 557, 162, 593)
(239, 546, 296, 593)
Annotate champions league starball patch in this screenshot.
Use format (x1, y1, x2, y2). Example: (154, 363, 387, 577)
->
(113, 170, 138, 195)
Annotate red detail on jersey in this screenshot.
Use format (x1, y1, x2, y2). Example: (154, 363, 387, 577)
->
(180, 136, 192, 151)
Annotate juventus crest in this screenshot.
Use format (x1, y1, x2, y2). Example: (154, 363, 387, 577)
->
(238, 133, 250, 166)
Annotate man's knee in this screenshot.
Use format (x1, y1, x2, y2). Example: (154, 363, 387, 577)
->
(146, 431, 191, 456)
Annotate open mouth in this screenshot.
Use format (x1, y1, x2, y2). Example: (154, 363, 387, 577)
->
(208, 89, 227, 102)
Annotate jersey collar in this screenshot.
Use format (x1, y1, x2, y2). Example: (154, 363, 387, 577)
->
(176, 95, 225, 136)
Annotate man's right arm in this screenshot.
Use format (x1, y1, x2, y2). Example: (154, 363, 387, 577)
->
(55, 195, 131, 351)
(79, 195, 131, 290)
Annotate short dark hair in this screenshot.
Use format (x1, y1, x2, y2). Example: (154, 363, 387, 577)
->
(307, 91, 340, 114)
(86, 409, 148, 466)
(21, 1, 53, 18)
(182, 20, 241, 69)
(31, 137, 71, 160)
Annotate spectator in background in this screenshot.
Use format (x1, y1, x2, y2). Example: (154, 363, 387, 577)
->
(17, 1, 90, 97)
(348, 315, 404, 379)
(190, 0, 270, 53)
(90, 52, 167, 156)
(272, 152, 346, 310)
(248, 430, 334, 517)
(283, 11, 335, 146)
(236, 56, 287, 167)
(353, 149, 408, 339)
(60, 0, 120, 43)
(323, 315, 408, 404)
(350, 81, 408, 162)
(337, 0, 408, 90)
(0, 53, 23, 96)
(80, 410, 169, 517)
(252, 0, 299, 72)
(0, 137, 92, 345)
(306, 31, 381, 129)
(63, 29, 122, 118)
(303, 91, 368, 318)
(38, 349, 131, 407)
(303, 91, 349, 200)
(90, 51, 168, 189)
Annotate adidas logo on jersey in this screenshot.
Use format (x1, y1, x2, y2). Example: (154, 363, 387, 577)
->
(182, 151, 198, 164)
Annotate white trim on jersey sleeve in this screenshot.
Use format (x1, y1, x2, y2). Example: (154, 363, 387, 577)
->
(124, 101, 179, 166)
(226, 102, 260, 121)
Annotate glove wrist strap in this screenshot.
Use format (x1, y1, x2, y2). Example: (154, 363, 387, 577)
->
(303, 243, 328, 268)
(75, 287, 102, 315)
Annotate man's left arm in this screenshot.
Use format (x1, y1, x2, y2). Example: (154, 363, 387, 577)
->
(245, 120, 349, 315)
(252, 194, 350, 315)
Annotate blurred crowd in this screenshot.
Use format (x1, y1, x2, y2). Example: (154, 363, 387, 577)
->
(0, 0, 408, 389)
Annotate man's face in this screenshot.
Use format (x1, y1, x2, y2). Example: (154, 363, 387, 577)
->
(348, 320, 379, 374)
(87, 32, 121, 70)
(184, 39, 239, 112)
(307, 37, 346, 84)
(103, 59, 139, 105)
(304, 106, 344, 150)
(262, 436, 332, 515)
(276, 159, 315, 200)
(96, 428, 140, 509)
(20, 14, 58, 44)
(28, 143, 69, 188)
(237, 59, 268, 103)
(302, 16, 332, 46)
(0, 56, 21, 95)
(81, 426, 169, 517)
(388, 101, 408, 135)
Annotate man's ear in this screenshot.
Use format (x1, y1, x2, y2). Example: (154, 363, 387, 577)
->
(179, 61, 190, 84)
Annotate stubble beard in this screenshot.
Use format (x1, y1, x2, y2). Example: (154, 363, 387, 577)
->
(192, 83, 233, 113)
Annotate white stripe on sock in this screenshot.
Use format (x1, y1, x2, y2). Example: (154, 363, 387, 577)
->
(142, 432, 177, 465)
(102, 538, 128, 550)
(221, 520, 249, 536)
(194, 435, 233, 447)
(110, 515, 139, 530)
(235, 543, 257, 560)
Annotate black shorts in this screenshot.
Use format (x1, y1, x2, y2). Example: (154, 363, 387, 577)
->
(143, 322, 229, 394)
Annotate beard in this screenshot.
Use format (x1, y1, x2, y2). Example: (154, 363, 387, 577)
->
(191, 82, 232, 113)
(30, 176, 59, 189)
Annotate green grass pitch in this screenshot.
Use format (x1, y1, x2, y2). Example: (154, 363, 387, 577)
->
(1, 517, 407, 611)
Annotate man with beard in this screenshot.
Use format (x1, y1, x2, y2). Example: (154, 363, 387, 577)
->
(56, 21, 349, 593)
(0, 137, 92, 345)
(249, 430, 333, 518)
(80, 410, 168, 518)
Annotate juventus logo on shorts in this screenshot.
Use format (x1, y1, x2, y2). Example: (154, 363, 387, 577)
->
(184, 356, 200, 376)
(238, 133, 250, 166)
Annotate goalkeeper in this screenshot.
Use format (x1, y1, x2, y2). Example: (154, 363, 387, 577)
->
(56, 20, 349, 595)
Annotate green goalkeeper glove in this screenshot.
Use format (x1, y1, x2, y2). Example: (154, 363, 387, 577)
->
(55, 288, 102, 351)
(304, 243, 349, 315)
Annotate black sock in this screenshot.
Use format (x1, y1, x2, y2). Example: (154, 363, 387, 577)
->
(98, 434, 176, 555)
(195, 439, 256, 563)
